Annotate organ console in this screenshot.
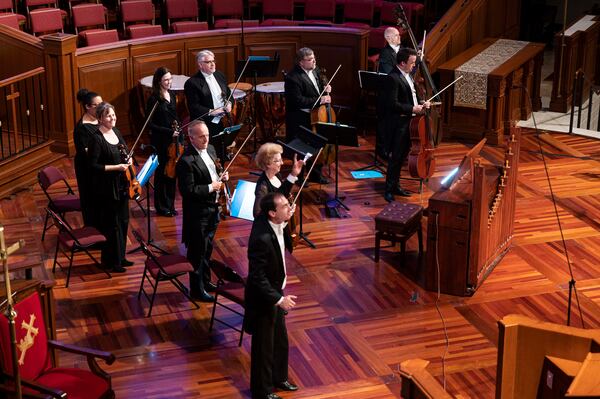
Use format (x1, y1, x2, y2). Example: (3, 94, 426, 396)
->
(423, 125, 521, 296)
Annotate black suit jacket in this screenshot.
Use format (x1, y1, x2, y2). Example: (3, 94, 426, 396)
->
(284, 64, 324, 139)
(176, 144, 219, 244)
(244, 214, 293, 334)
(184, 70, 231, 122)
(380, 67, 420, 141)
(378, 44, 397, 74)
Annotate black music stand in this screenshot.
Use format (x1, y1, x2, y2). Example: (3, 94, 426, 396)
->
(277, 127, 327, 249)
(236, 55, 280, 150)
(212, 124, 243, 161)
(315, 122, 358, 218)
(356, 70, 390, 173)
(128, 154, 168, 254)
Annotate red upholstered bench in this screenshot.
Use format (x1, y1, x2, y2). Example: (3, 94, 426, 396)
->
(374, 201, 423, 264)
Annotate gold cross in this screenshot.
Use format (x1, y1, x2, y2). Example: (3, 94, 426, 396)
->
(17, 314, 39, 365)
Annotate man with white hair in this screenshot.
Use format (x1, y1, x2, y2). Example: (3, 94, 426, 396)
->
(378, 27, 402, 74)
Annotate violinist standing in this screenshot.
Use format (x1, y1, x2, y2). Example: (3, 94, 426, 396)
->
(88, 102, 134, 273)
(381, 48, 430, 203)
(284, 47, 331, 184)
(146, 67, 180, 217)
(184, 50, 232, 160)
(176, 120, 228, 302)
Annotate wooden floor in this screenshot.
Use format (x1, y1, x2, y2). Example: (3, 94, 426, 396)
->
(3, 128, 600, 398)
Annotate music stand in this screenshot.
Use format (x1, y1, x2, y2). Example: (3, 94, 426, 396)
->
(356, 70, 390, 173)
(212, 124, 243, 161)
(277, 127, 327, 249)
(236, 55, 280, 150)
(128, 154, 168, 254)
(315, 122, 358, 217)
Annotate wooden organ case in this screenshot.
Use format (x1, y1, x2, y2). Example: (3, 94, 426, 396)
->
(425, 126, 521, 296)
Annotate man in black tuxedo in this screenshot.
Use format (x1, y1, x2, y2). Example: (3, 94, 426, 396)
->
(284, 47, 331, 183)
(176, 120, 228, 302)
(380, 47, 430, 202)
(378, 27, 402, 74)
(244, 192, 299, 399)
(184, 49, 232, 159)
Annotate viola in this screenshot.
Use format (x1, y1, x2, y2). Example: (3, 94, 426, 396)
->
(118, 144, 142, 201)
(214, 157, 231, 219)
(408, 109, 436, 179)
(165, 121, 184, 179)
(310, 68, 337, 166)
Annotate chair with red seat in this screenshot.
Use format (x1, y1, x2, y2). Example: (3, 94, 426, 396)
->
(214, 18, 259, 29)
(341, 0, 374, 29)
(399, 2, 424, 35)
(211, 0, 242, 27)
(24, 0, 68, 28)
(47, 208, 111, 287)
(29, 7, 63, 35)
(72, 3, 117, 46)
(0, 291, 115, 399)
(37, 166, 81, 241)
(208, 259, 246, 346)
(0, 0, 26, 28)
(120, 0, 162, 39)
(261, 0, 293, 24)
(81, 27, 119, 45)
(165, 0, 207, 33)
(133, 230, 199, 317)
(0, 12, 20, 29)
(303, 0, 335, 25)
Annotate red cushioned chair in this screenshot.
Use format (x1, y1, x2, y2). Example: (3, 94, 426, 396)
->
(211, 0, 242, 27)
(399, 2, 424, 35)
(24, 0, 68, 29)
(72, 3, 116, 46)
(0, 12, 20, 29)
(0, 0, 26, 28)
(120, 0, 162, 39)
(133, 230, 199, 317)
(37, 166, 81, 241)
(82, 27, 119, 45)
(29, 8, 63, 35)
(208, 259, 246, 346)
(165, 0, 207, 33)
(341, 0, 374, 29)
(0, 292, 115, 399)
(260, 18, 298, 26)
(214, 18, 259, 29)
(47, 208, 111, 288)
(261, 0, 293, 24)
(380, 0, 397, 25)
(303, 0, 335, 25)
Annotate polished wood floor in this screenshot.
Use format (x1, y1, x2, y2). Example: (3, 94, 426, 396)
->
(3, 128, 600, 398)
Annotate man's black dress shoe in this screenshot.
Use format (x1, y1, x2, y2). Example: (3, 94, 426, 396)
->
(121, 259, 134, 267)
(265, 394, 282, 399)
(395, 187, 412, 197)
(205, 281, 217, 292)
(157, 210, 174, 217)
(110, 265, 126, 273)
(170, 209, 178, 216)
(276, 381, 299, 391)
(384, 192, 394, 203)
(190, 290, 215, 302)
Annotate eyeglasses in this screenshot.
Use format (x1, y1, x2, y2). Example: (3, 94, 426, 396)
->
(201, 60, 216, 64)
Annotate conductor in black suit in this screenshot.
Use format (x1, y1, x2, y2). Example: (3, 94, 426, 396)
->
(380, 48, 430, 203)
(284, 47, 331, 184)
(378, 27, 402, 74)
(176, 120, 228, 302)
(244, 192, 299, 399)
(184, 49, 232, 158)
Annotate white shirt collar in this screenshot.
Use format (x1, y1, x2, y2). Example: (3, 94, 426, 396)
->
(201, 71, 213, 79)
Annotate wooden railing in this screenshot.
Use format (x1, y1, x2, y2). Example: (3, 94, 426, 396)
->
(0, 67, 49, 161)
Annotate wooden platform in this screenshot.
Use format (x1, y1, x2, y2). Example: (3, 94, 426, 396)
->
(2, 129, 600, 398)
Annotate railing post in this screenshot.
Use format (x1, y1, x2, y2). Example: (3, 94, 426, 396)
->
(569, 70, 578, 134)
(41, 33, 78, 156)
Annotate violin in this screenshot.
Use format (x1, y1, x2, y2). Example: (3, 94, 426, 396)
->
(165, 121, 184, 179)
(214, 157, 232, 219)
(118, 144, 142, 200)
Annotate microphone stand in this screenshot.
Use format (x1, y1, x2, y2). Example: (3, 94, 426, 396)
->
(0, 224, 25, 399)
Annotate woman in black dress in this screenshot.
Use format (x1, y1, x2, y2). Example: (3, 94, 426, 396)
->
(146, 67, 180, 217)
(253, 142, 304, 217)
(74, 88, 102, 226)
(88, 102, 133, 273)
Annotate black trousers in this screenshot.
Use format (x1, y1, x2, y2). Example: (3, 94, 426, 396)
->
(185, 208, 218, 293)
(385, 121, 411, 194)
(153, 149, 176, 214)
(96, 197, 129, 268)
(251, 306, 288, 398)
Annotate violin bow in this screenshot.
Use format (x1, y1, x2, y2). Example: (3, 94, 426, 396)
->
(311, 64, 341, 110)
(223, 57, 251, 107)
(218, 126, 256, 179)
(291, 147, 323, 206)
(127, 100, 158, 160)
(425, 75, 463, 103)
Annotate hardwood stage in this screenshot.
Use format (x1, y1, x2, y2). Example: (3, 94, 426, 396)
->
(3, 128, 600, 398)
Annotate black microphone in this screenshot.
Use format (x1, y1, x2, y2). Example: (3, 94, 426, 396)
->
(140, 143, 157, 153)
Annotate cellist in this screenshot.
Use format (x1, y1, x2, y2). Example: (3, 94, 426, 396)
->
(284, 47, 331, 184)
(146, 66, 180, 217)
(380, 48, 430, 203)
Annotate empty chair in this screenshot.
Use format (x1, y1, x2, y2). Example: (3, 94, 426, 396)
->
(165, 0, 207, 33)
(38, 165, 81, 241)
(303, 0, 336, 25)
(380, 0, 397, 25)
(341, 0, 374, 29)
(214, 18, 259, 29)
(24, 0, 68, 21)
(133, 230, 199, 317)
(120, 0, 162, 39)
(260, 19, 298, 26)
(0, 13, 20, 29)
(84, 28, 119, 45)
(262, 0, 293, 23)
(211, 0, 242, 27)
(398, 2, 424, 34)
(0, 0, 26, 28)
(47, 208, 111, 287)
(209, 259, 246, 346)
(29, 7, 63, 35)
(72, 3, 116, 46)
